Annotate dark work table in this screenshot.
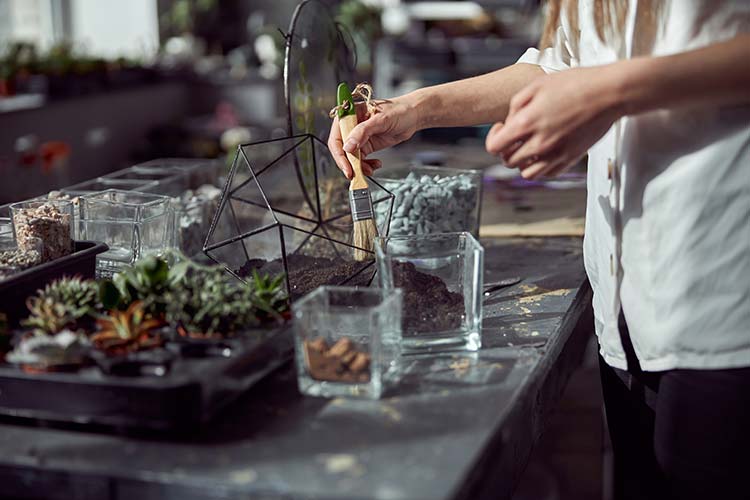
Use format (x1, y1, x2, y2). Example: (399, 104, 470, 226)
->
(0, 236, 592, 500)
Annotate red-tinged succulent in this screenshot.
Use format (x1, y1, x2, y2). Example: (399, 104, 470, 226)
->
(92, 301, 164, 356)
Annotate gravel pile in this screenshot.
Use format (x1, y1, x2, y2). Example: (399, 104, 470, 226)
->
(375, 172, 478, 235)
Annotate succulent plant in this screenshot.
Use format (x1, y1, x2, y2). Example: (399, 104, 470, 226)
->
(164, 261, 287, 338)
(99, 255, 185, 318)
(250, 270, 290, 320)
(92, 301, 165, 356)
(23, 276, 100, 335)
(6, 329, 90, 371)
(166, 266, 261, 337)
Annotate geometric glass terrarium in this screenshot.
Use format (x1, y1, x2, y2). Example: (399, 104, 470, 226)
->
(203, 134, 395, 302)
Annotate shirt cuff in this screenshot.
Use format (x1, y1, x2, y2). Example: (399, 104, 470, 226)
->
(516, 47, 570, 74)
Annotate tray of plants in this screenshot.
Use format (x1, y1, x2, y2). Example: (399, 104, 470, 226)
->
(0, 255, 292, 431)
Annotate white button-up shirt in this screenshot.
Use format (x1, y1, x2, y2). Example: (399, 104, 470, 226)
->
(517, 0, 750, 371)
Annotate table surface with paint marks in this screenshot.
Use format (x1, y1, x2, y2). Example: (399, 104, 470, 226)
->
(0, 236, 591, 500)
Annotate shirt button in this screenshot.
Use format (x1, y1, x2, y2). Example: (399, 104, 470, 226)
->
(610, 253, 614, 275)
(607, 159, 614, 180)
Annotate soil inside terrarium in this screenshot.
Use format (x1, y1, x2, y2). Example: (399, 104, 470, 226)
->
(237, 254, 374, 300)
(392, 261, 465, 333)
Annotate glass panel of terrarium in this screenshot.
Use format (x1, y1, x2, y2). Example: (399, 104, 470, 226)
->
(207, 224, 287, 291)
(211, 157, 276, 241)
(240, 136, 319, 227)
(314, 137, 352, 225)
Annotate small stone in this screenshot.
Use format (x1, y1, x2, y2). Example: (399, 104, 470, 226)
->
(308, 337, 328, 353)
(328, 338, 354, 358)
(349, 352, 370, 373)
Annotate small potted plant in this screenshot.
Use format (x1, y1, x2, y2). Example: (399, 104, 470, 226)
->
(23, 276, 100, 335)
(5, 276, 100, 373)
(6, 329, 90, 373)
(91, 301, 165, 356)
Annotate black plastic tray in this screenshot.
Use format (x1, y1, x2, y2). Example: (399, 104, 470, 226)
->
(0, 240, 109, 327)
(0, 327, 293, 431)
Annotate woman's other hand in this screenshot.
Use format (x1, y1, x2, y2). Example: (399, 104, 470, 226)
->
(485, 66, 622, 180)
(328, 95, 421, 179)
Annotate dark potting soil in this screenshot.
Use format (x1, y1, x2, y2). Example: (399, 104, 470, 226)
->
(393, 262, 465, 333)
(237, 254, 373, 299)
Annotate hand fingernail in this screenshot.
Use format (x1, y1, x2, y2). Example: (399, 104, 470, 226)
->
(343, 139, 358, 153)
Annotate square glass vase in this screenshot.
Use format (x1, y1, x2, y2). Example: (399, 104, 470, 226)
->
(293, 286, 402, 399)
(62, 178, 158, 196)
(376, 232, 483, 354)
(131, 158, 224, 190)
(373, 165, 482, 237)
(78, 190, 174, 277)
(101, 166, 190, 197)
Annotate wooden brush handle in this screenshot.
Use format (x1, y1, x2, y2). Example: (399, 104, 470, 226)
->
(338, 114, 369, 190)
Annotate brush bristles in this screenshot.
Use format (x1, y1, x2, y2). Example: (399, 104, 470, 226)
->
(353, 218, 378, 261)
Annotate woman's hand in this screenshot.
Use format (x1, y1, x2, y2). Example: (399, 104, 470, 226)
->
(328, 95, 421, 179)
(485, 66, 622, 179)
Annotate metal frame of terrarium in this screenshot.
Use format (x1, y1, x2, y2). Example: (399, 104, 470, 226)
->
(202, 134, 395, 300)
(202, 0, 394, 301)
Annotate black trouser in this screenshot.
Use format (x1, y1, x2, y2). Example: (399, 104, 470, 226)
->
(599, 313, 750, 500)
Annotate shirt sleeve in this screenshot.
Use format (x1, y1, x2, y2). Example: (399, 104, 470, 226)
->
(516, 23, 578, 73)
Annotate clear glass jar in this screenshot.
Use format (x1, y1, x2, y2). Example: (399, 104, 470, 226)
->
(78, 190, 174, 277)
(376, 232, 484, 354)
(101, 166, 190, 197)
(293, 286, 402, 399)
(131, 158, 224, 190)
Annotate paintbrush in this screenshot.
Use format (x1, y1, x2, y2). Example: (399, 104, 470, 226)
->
(336, 82, 378, 261)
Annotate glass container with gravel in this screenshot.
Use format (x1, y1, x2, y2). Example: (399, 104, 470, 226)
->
(373, 165, 482, 237)
(11, 199, 75, 262)
(293, 286, 402, 399)
(78, 190, 174, 277)
(0, 236, 42, 279)
(376, 232, 483, 354)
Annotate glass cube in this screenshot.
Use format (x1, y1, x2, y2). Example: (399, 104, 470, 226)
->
(78, 190, 174, 277)
(203, 135, 395, 301)
(0, 211, 14, 243)
(293, 286, 402, 399)
(62, 178, 158, 195)
(101, 166, 189, 197)
(131, 158, 224, 189)
(10, 199, 75, 262)
(376, 232, 484, 354)
(373, 165, 482, 237)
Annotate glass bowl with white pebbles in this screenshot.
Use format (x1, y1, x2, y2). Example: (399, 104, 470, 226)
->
(373, 165, 482, 237)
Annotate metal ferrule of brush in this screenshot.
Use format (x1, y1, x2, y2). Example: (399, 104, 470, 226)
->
(349, 188, 374, 222)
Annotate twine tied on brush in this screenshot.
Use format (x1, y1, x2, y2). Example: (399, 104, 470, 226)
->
(328, 83, 380, 119)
